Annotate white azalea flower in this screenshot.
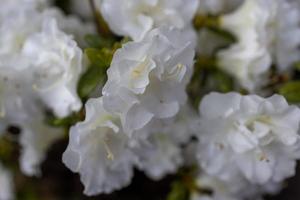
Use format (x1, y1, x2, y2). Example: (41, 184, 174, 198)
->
(0, 10, 42, 66)
(96, 0, 198, 41)
(0, 65, 59, 177)
(216, 0, 300, 90)
(62, 97, 136, 196)
(217, 0, 272, 91)
(102, 26, 195, 134)
(191, 175, 243, 200)
(0, 63, 34, 128)
(0, 0, 88, 178)
(0, 88, 63, 176)
(131, 104, 197, 180)
(133, 132, 183, 180)
(197, 92, 300, 185)
(22, 19, 83, 118)
(20, 118, 63, 176)
(16, 99, 63, 176)
(0, 0, 48, 19)
(271, 0, 300, 71)
(0, 163, 14, 200)
(43, 8, 96, 47)
(161, 104, 198, 145)
(190, 172, 278, 200)
(0, 2, 93, 61)
(0, 68, 66, 175)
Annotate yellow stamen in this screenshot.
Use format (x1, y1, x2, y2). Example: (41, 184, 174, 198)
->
(102, 137, 114, 160)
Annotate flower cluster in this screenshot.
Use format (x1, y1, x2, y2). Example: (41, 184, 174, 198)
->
(63, 25, 196, 195)
(96, 0, 199, 41)
(217, 0, 300, 91)
(0, 0, 300, 199)
(0, 0, 92, 189)
(197, 92, 300, 187)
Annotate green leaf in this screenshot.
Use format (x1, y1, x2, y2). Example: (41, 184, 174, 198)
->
(279, 81, 300, 103)
(211, 71, 234, 92)
(85, 48, 113, 68)
(46, 113, 81, 127)
(77, 64, 106, 99)
(167, 181, 189, 200)
(78, 48, 113, 99)
(84, 34, 115, 49)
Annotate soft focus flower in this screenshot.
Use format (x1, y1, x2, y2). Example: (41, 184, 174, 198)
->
(270, 0, 300, 72)
(0, 62, 62, 177)
(96, 0, 198, 40)
(43, 8, 96, 47)
(102, 26, 195, 134)
(191, 172, 280, 200)
(133, 132, 183, 180)
(197, 92, 300, 185)
(216, 0, 300, 90)
(191, 174, 246, 200)
(19, 104, 63, 176)
(161, 104, 198, 145)
(63, 97, 136, 196)
(0, 9, 42, 66)
(0, 0, 48, 20)
(0, 163, 14, 200)
(0, 2, 87, 176)
(217, 0, 272, 91)
(22, 19, 83, 118)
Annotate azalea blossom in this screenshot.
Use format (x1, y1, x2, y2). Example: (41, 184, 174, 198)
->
(0, 0, 48, 20)
(63, 97, 136, 196)
(270, 0, 300, 72)
(191, 172, 280, 200)
(22, 19, 83, 118)
(18, 101, 63, 176)
(0, 3, 86, 176)
(217, 0, 272, 91)
(161, 104, 198, 145)
(191, 174, 249, 200)
(196, 92, 300, 185)
(216, 0, 300, 90)
(0, 9, 42, 66)
(133, 131, 183, 180)
(0, 58, 63, 177)
(102, 26, 195, 134)
(43, 8, 96, 47)
(96, 0, 198, 41)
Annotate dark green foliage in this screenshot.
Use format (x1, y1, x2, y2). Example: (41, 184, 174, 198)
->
(279, 81, 300, 103)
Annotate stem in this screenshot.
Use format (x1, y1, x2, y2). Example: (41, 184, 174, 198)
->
(195, 56, 218, 70)
(89, 0, 111, 36)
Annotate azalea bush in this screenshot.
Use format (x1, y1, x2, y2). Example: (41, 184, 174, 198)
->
(0, 0, 300, 199)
